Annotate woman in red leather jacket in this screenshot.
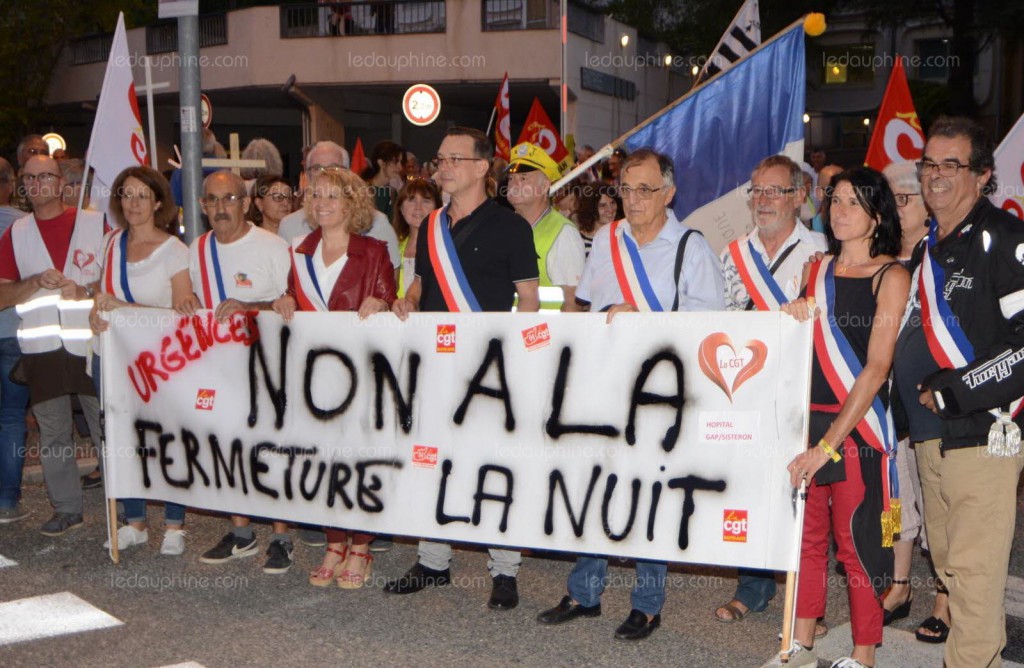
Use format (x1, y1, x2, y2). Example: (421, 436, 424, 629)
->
(273, 168, 395, 589)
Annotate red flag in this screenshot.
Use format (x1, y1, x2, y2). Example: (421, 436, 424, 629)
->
(350, 137, 368, 176)
(864, 58, 924, 170)
(494, 72, 511, 161)
(517, 98, 572, 174)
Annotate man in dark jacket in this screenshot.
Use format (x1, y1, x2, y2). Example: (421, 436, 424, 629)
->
(913, 116, 1024, 668)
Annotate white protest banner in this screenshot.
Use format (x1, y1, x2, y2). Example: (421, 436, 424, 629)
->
(102, 310, 812, 571)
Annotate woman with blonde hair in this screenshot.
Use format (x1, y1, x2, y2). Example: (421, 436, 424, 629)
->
(273, 168, 395, 589)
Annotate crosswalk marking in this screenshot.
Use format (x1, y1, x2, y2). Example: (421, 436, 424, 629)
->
(0, 554, 16, 568)
(0, 591, 122, 646)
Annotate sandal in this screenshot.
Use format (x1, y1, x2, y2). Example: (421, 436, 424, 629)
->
(715, 600, 752, 622)
(336, 548, 373, 589)
(815, 620, 829, 639)
(883, 578, 914, 626)
(308, 545, 348, 587)
(915, 616, 949, 644)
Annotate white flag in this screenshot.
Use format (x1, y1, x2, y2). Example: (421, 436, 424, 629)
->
(84, 12, 148, 219)
(695, 0, 761, 87)
(991, 112, 1024, 220)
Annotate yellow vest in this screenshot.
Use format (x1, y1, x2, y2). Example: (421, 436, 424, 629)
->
(532, 208, 571, 310)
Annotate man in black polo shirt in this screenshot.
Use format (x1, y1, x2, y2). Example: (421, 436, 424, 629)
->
(388, 126, 539, 610)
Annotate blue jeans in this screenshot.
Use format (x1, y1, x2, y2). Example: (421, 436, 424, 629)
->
(567, 556, 667, 616)
(93, 354, 185, 526)
(733, 568, 777, 612)
(0, 337, 29, 509)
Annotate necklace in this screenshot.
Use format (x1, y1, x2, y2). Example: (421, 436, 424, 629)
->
(835, 257, 869, 275)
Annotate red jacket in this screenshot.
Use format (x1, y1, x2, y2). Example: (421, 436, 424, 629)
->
(288, 229, 396, 311)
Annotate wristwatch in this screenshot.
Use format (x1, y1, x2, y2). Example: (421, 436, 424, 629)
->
(84, 284, 96, 298)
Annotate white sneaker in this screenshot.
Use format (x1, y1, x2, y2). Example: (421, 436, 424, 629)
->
(160, 529, 186, 556)
(103, 525, 148, 550)
(760, 640, 819, 667)
(830, 659, 869, 668)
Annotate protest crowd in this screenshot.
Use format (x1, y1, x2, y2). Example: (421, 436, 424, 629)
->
(0, 109, 1022, 668)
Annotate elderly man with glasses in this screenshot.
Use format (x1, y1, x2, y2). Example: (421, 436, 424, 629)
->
(537, 147, 724, 642)
(177, 170, 295, 572)
(0, 155, 105, 533)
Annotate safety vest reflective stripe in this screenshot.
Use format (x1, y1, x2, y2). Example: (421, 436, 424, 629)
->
(539, 285, 565, 309)
(15, 294, 60, 315)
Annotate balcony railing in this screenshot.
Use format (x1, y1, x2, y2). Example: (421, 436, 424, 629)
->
(280, 2, 446, 38)
(146, 13, 228, 54)
(70, 33, 114, 65)
(482, 0, 559, 31)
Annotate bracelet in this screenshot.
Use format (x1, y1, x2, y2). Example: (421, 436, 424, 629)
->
(818, 438, 842, 463)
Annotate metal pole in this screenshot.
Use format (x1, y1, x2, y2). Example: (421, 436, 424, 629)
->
(179, 15, 202, 244)
(145, 57, 158, 170)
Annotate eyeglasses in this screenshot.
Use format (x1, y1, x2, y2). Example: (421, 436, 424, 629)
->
(894, 193, 921, 208)
(434, 156, 485, 168)
(917, 159, 970, 177)
(619, 184, 665, 200)
(306, 164, 346, 177)
(24, 147, 48, 157)
(746, 186, 796, 200)
(120, 191, 152, 202)
(200, 193, 244, 207)
(21, 172, 60, 184)
(262, 193, 291, 202)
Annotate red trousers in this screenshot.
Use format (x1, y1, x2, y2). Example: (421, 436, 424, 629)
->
(325, 529, 373, 546)
(796, 437, 883, 646)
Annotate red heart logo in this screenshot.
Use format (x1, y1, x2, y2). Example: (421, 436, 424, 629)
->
(73, 250, 95, 270)
(698, 332, 768, 402)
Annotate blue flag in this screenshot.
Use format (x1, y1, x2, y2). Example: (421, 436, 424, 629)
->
(624, 23, 805, 248)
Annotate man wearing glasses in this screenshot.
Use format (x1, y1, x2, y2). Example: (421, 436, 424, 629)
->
(0, 155, 105, 534)
(177, 170, 295, 571)
(277, 140, 400, 273)
(537, 148, 723, 642)
(16, 135, 49, 169)
(905, 116, 1024, 667)
(386, 126, 539, 611)
(714, 154, 827, 625)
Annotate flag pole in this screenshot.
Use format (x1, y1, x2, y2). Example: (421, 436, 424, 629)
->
(485, 106, 497, 138)
(550, 15, 806, 194)
(145, 56, 158, 168)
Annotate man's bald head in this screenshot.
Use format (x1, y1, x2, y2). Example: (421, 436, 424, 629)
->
(203, 169, 247, 198)
(22, 155, 64, 212)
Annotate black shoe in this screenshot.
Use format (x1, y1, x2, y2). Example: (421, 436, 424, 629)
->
(199, 532, 258, 564)
(39, 512, 84, 536)
(537, 595, 601, 625)
(81, 470, 102, 490)
(488, 574, 519, 610)
(263, 539, 294, 574)
(883, 580, 913, 626)
(383, 563, 450, 594)
(614, 609, 661, 641)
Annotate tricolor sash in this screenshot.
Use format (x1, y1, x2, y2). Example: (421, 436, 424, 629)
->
(608, 220, 663, 312)
(196, 232, 228, 308)
(727, 238, 790, 311)
(102, 230, 136, 304)
(807, 257, 900, 541)
(918, 219, 1023, 439)
(426, 207, 481, 312)
(290, 243, 330, 312)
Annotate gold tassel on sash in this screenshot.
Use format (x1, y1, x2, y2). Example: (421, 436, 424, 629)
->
(880, 498, 902, 548)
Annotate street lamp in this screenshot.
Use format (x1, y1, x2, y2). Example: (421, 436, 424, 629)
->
(620, 34, 629, 48)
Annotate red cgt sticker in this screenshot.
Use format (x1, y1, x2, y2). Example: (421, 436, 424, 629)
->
(436, 325, 456, 353)
(722, 509, 748, 543)
(195, 389, 216, 410)
(412, 445, 438, 468)
(521, 323, 551, 351)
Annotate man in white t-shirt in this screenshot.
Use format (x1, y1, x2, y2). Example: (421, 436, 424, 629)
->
(278, 141, 400, 271)
(178, 170, 294, 574)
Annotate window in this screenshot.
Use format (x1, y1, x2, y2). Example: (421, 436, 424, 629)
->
(915, 39, 951, 80)
(822, 44, 875, 85)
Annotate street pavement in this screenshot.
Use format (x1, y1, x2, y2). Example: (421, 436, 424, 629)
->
(2, 466, 1023, 668)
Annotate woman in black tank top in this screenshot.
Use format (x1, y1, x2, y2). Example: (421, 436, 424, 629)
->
(764, 167, 910, 668)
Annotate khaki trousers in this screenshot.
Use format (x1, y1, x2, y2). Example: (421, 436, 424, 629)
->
(916, 438, 1024, 668)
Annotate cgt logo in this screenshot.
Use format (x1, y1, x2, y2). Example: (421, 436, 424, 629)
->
(521, 323, 551, 352)
(436, 324, 456, 353)
(698, 332, 767, 402)
(723, 509, 748, 543)
(195, 388, 216, 410)
(412, 445, 438, 468)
